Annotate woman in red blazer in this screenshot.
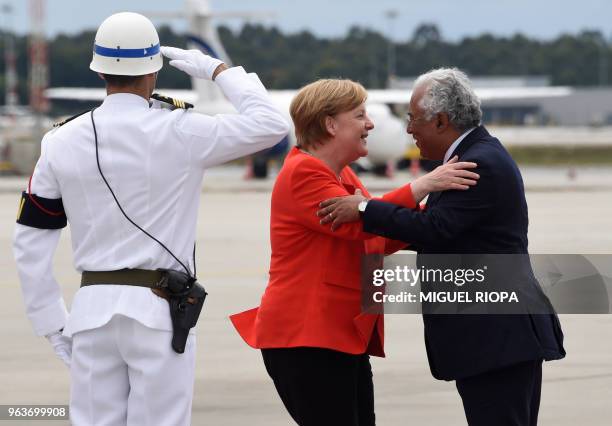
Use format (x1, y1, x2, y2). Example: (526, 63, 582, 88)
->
(231, 79, 478, 426)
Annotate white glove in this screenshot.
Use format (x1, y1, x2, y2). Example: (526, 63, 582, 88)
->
(46, 330, 72, 368)
(161, 46, 224, 80)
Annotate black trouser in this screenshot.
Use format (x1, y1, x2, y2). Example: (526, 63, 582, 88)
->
(456, 359, 543, 426)
(261, 347, 375, 426)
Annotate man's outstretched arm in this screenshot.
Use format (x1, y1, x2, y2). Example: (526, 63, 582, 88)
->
(362, 161, 495, 246)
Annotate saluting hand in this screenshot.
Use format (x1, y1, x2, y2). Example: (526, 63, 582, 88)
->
(161, 46, 227, 80)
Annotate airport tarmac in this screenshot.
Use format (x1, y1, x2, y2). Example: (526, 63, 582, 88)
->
(1, 166, 611, 425)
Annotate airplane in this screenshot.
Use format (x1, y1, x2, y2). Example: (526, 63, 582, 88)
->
(45, 0, 574, 178)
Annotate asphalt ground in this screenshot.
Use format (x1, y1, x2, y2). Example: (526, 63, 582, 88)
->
(1, 166, 611, 425)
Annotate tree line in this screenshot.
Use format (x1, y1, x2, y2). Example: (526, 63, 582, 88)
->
(0, 23, 611, 106)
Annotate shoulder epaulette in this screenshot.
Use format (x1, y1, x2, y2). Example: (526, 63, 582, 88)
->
(151, 93, 194, 110)
(53, 110, 92, 128)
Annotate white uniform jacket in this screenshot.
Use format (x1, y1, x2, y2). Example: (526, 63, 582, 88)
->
(13, 66, 290, 338)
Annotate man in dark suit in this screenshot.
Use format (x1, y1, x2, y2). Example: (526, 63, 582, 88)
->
(317, 68, 565, 426)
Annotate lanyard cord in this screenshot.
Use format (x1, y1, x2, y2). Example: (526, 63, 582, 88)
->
(90, 108, 195, 278)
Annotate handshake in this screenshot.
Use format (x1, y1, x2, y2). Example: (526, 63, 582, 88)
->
(161, 46, 227, 80)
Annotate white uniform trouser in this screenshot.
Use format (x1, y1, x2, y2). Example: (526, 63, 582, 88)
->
(69, 315, 196, 426)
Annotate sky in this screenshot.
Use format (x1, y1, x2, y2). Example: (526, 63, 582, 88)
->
(3, 0, 612, 41)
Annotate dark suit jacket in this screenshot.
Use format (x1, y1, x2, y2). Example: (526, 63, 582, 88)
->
(362, 126, 566, 381)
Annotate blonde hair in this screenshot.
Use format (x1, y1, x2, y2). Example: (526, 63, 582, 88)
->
(290, 79, 367, 150)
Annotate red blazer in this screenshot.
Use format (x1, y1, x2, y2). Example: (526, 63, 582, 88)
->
(230, 148, 417, 357)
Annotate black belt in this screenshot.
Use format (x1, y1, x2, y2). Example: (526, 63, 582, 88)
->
(81, 268, 165, 289)
(82, 268, 206, 354)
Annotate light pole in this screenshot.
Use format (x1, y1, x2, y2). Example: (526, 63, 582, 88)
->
(599, 33, 609, 87)
(385, 9, 398, 87)
(2, 3, 18, 112)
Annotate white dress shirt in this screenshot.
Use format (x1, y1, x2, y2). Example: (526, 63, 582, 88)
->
(13, 66, 290, 337)
(443, 127, 476, 164)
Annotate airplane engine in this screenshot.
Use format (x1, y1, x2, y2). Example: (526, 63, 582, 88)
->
(357, 103, 410, 170)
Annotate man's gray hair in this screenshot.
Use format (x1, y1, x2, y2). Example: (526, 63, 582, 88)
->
(414, 68, 482, 131)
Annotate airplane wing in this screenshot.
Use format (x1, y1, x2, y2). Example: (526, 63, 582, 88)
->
(474, 86, 573, 100)
(46, 86, 573, 107)
(46, 87, 198, 104)
(45, 87, 297, 115)
(45, 87, 106, 101)
(367, 86, 574, 104)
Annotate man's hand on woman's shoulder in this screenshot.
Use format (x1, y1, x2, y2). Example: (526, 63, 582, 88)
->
(317, 189, 367, 231)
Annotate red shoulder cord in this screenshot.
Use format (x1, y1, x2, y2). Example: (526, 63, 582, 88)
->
(27, 174, 65, 216)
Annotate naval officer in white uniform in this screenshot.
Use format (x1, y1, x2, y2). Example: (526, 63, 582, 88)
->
(12, 12, 289, 426)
